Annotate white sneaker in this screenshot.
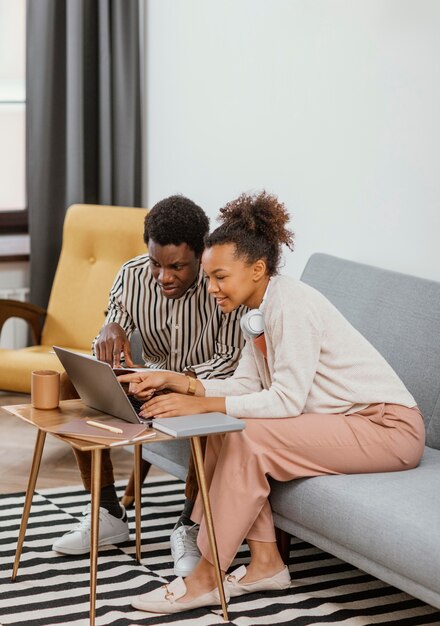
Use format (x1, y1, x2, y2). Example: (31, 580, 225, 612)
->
(52, 504, 130, 555)
(170, 523, 201, 577)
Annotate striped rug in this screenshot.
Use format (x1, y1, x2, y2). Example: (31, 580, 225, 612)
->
(1, 475, 439, 626)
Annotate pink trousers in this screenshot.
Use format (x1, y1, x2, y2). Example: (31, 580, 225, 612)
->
(191, 403, 425, 571)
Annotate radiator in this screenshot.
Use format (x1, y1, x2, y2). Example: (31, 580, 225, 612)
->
(0, 287, 30, 349)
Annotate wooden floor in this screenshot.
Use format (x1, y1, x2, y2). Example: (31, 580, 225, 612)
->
(0, 391, 164, 494)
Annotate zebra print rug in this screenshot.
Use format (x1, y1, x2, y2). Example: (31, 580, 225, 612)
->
(1, 475, 439, 626)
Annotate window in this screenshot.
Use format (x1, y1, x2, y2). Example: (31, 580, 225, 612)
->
(0, 0, 26, 231)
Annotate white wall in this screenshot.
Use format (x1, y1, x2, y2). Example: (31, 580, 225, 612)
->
(145, 0, 440, 281)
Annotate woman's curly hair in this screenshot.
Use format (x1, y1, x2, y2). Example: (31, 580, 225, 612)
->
(205, 191, 294, 275)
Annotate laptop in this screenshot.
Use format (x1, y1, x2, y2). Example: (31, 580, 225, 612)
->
(53, 346, 152, 425)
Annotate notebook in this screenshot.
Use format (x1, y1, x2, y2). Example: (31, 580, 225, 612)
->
(152, 412, 245, 438)
(47, 419, 156, 445)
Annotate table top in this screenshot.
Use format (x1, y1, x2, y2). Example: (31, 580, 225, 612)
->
(3, 399, 172, 451)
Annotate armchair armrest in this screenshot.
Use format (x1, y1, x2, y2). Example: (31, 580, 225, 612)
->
(0, 299, 47, 345)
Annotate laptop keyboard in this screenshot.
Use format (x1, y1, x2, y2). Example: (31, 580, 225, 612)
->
(128, 395, 154, 424)
(128, 396, 145, 416)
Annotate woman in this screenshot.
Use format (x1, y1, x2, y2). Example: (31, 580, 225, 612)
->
(120, 191, 425, 614)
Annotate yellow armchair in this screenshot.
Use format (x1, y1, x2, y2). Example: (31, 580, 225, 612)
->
(0, 204, 147, 393)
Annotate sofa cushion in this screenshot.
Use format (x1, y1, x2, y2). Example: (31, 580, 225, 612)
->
(0, 345, 87, 394)
(427, 417, 440, 455)
(301, 254, 440, 449)
(269, 446, 440, 596)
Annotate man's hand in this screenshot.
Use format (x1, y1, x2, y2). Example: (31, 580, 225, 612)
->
(95, 322, 134, 367)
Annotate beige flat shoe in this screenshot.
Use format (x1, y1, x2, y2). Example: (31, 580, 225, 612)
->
(225, 564, 291, 597)
(132, 576, 230, 614)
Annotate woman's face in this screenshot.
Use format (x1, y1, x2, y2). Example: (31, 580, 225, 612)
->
(202, 243, 267, 312)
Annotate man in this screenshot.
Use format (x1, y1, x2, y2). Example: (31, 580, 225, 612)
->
(53, 195, 245, 578)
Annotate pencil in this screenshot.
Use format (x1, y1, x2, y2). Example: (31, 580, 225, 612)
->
(86, 420, 123, 434)
(109, 432, 157, 446)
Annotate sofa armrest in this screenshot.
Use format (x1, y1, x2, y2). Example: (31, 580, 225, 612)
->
(0, 299, 47, 345)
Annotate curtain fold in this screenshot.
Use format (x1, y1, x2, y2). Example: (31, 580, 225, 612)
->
(27, 0, 143, 308)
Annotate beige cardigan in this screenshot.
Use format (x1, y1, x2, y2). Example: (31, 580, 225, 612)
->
(202, 275, 416, 418)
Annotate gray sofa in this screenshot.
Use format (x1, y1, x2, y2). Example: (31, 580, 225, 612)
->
(137, 253, 440, 609)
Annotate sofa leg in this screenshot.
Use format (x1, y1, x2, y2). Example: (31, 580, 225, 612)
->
(275, 526, 291, 564)
(121, 459, 152, 508)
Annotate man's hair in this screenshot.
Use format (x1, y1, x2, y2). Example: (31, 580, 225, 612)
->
(144, 195, 209, 257)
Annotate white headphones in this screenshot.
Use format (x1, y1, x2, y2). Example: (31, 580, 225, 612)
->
(240, 279, 271, 339)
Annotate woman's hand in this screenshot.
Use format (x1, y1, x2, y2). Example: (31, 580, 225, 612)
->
(139, 393, 208, 419)
(117, 371, 187, 398)
(117, 371, 226, 415)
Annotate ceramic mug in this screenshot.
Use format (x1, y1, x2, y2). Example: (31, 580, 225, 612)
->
(31, 370, 60, 410)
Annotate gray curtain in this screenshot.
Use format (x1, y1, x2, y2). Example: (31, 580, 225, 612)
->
(27, 0, 142, 308)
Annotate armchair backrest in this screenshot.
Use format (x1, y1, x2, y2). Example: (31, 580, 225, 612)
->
(41, 204, 147, 350)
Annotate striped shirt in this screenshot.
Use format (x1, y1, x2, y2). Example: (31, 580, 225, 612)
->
(98, 254, 246, 379)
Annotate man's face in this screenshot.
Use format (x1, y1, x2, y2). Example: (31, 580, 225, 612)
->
(148, 240, 200, 299)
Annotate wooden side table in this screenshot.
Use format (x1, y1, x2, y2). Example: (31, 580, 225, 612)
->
(4, 399, 231, 624)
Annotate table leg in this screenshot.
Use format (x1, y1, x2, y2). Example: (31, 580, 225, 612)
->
(11, 428, 46, 582)
(121, 458, 151, 508)
(89, 448, 102, 626)
(190, 437, 229, 622)
(134, 444, 142, 563)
